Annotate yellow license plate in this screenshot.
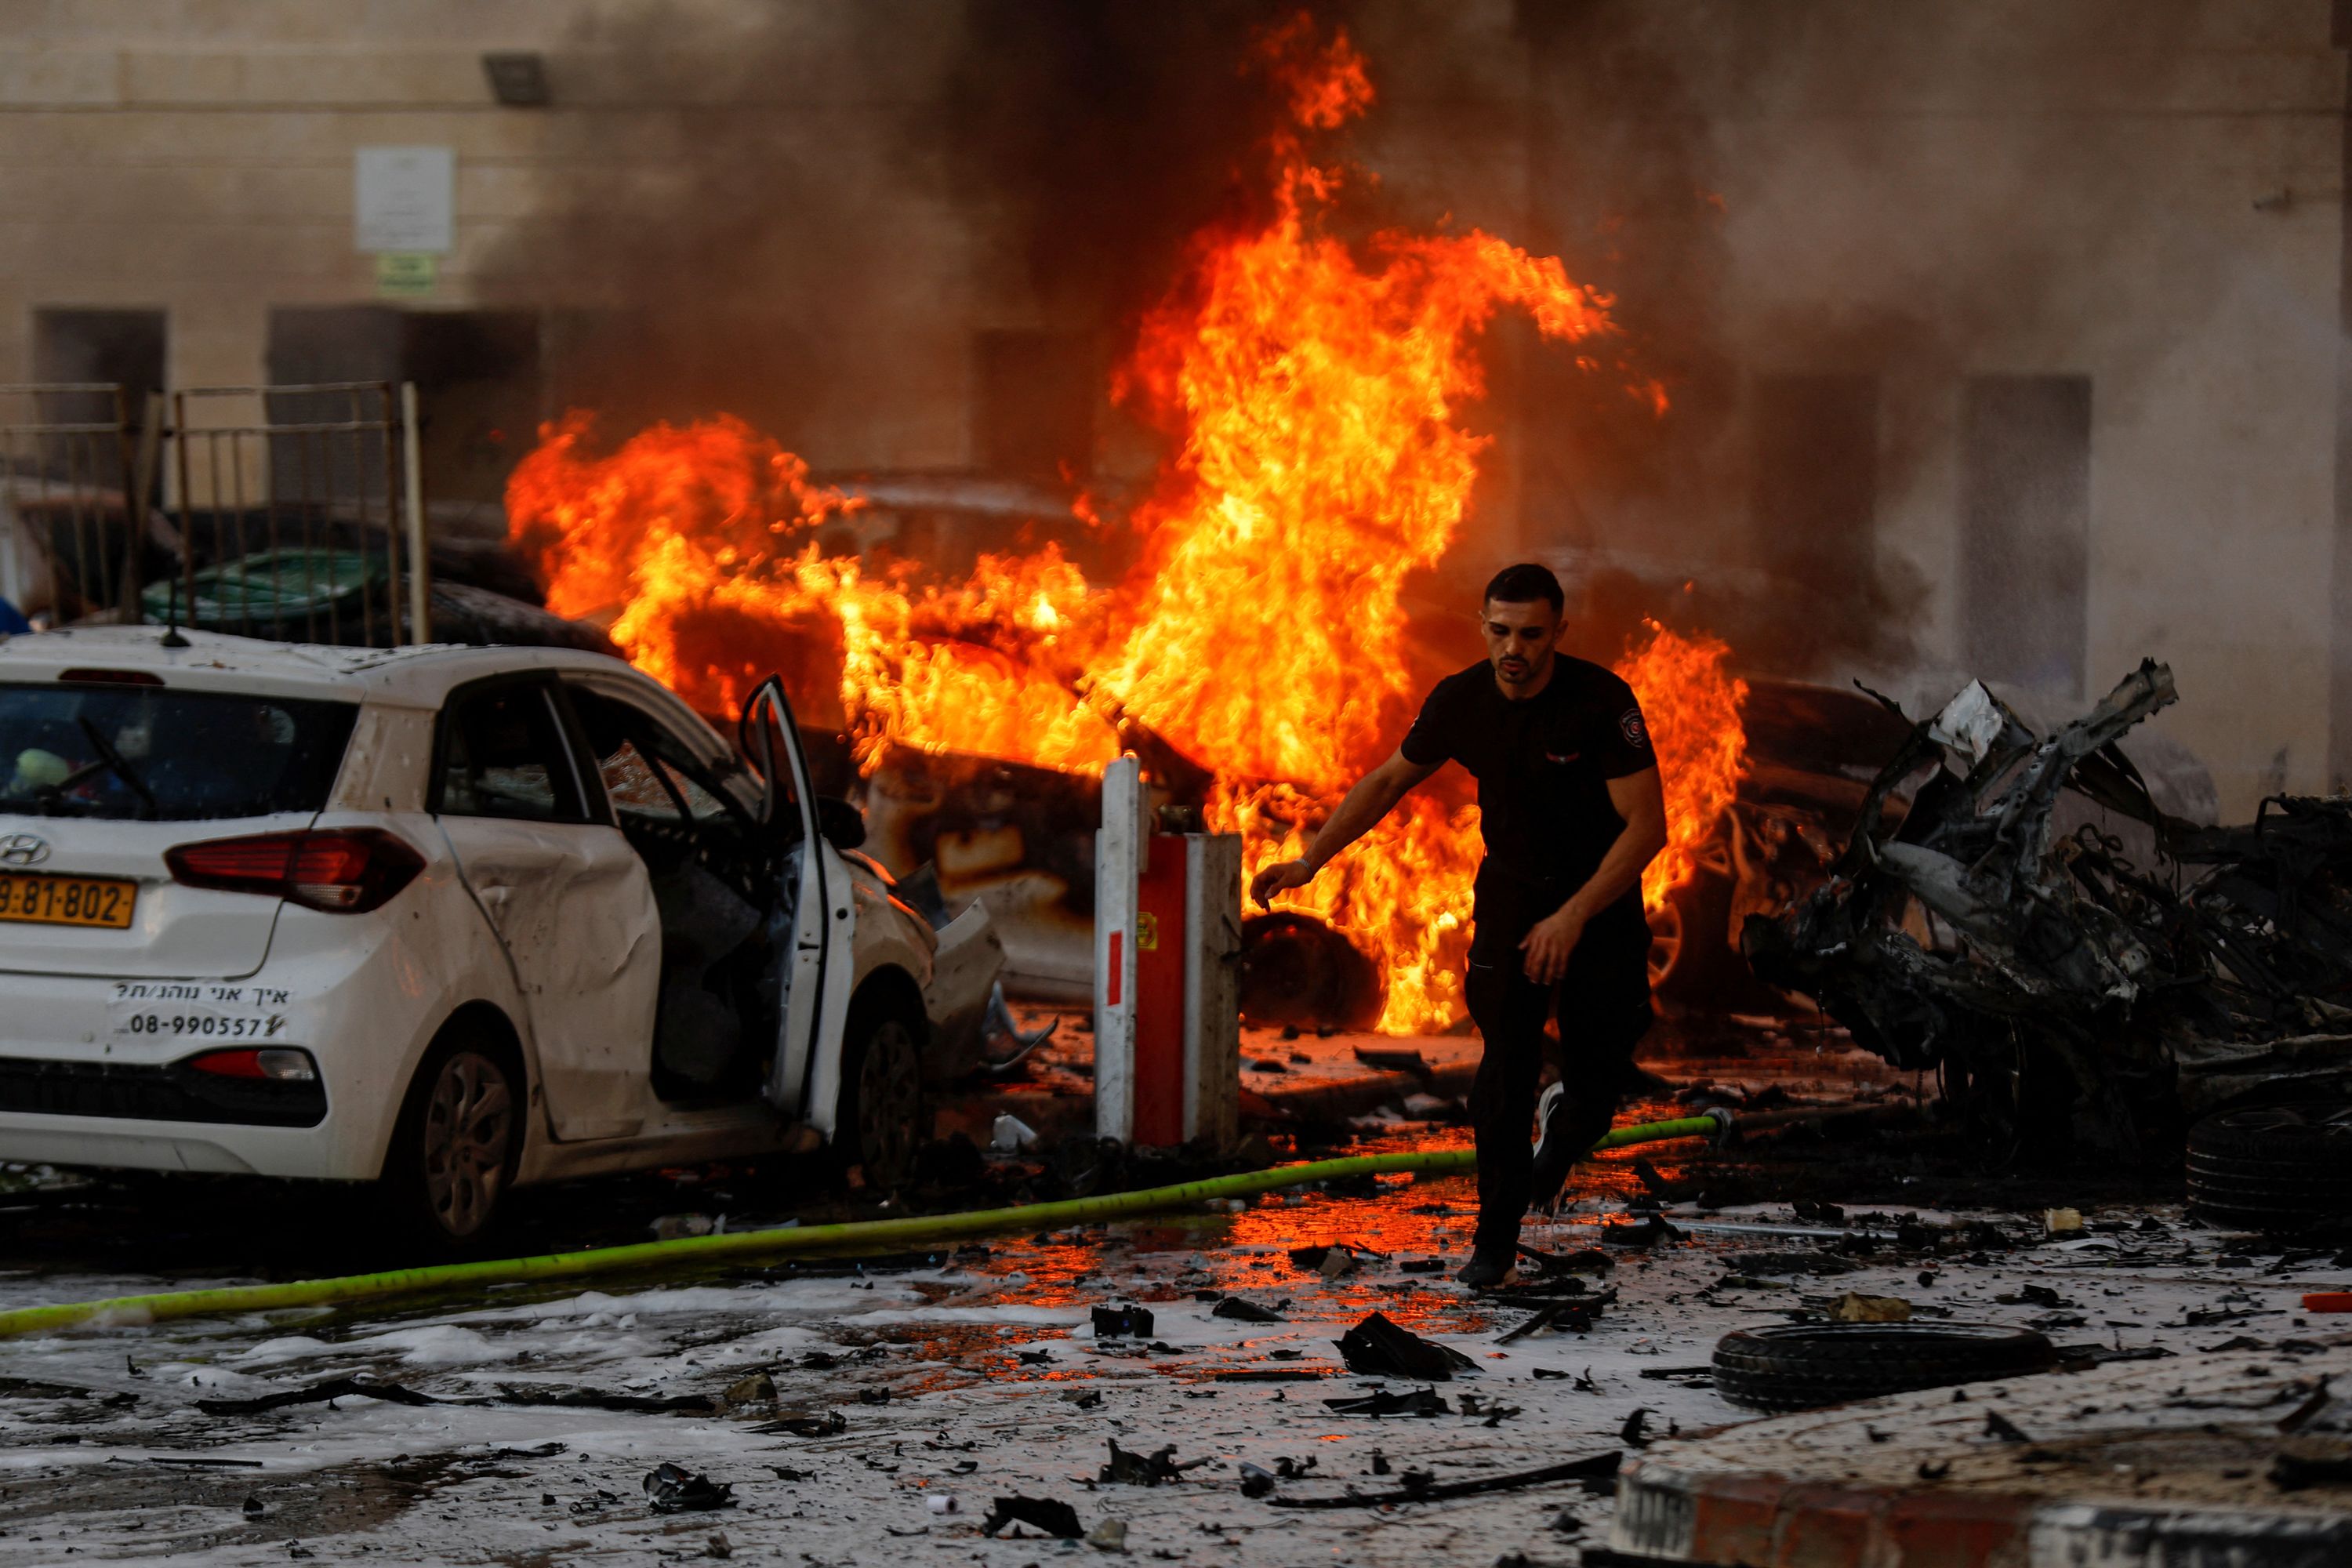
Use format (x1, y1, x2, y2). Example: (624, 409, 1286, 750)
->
(0, 871, 136, 930)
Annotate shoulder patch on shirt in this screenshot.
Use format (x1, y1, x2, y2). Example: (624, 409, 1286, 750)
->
(1619, 707, 1650, 751)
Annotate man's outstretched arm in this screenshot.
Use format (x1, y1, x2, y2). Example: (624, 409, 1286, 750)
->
(1519, 765, 1668, 984)
(1250, 748, 1440, 908)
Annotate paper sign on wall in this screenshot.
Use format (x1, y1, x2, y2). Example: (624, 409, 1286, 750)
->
(354, 147, 454, 254)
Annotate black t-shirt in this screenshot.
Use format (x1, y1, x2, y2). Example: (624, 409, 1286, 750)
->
(1400, 655, 1654, 916)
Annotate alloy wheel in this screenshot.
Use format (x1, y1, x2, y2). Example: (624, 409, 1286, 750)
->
(1646, 900, 1683, 989)
(421, 1051, 514, 1238)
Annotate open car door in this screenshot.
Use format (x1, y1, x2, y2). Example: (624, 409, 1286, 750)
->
(739, 677, 856, 1122)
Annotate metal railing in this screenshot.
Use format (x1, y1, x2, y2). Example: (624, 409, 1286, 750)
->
(0, 381, 431, 646)
(0, 384, 156, 626)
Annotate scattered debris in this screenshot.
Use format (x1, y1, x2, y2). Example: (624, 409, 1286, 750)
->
(196, 1377, 443, 1416)
(1496, 1290, 1617, 1343)
(1239, 1464, 1277, 1498)
(721, 1371, 776, 1406)
(1212, 1297, 1287, 1323)
(1267, 1450, 1620, 1509)
(1093, 1305, 1156, 1338)
(1601, 1216, 1683, 1249)
(2270, 1451, 2352, 1491)
(751, 1411, 848, 1437)
(991, 1113, 1041, 1153)
(644, 1463, 735, 1513)
(1517, 1245, 1615, 1276)
(982, 1496, 1084, 1539)
(1099, 1440, 1208, 1486)
(1832, 1293, 1914, 1323)
(112, 1455, 265, 1469)
(490, 1442, 567, 1461)
(497, 1385, 720, 1415)
(1352, 1045, 1431, 1079)
(1323, 1387, 1450, 1418)
(1334, 1312, 1475, 1380)
(1283, 1243, 1371, 1279)
(1982, 1411, 2032, 1444)
(1620, 1408, 1655, 1447)
(1086, 1517, 1128, 1552)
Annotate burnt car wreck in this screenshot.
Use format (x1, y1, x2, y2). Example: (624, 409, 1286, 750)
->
(1744, 659, 2352, 1160)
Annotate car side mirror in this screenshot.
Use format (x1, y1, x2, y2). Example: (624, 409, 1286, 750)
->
(816, 794, 866, 851)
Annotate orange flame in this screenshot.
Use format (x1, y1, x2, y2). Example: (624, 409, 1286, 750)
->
(1617, 622, 1749, 909)
(505, 23, 1744, 1033)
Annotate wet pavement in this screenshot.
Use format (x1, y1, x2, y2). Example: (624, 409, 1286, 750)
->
(0, 1022, 2332, 1564)
(1, 1099, 2343, 1564)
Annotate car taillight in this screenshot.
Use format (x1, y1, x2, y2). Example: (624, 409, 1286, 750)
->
(165, 829, 423, 913)
(185, 1047, 316, 1082)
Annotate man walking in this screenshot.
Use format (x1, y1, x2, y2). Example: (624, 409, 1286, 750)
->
(1251, 563, 1668, 1287)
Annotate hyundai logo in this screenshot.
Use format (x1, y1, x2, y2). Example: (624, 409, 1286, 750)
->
(0, 833, 50, 868)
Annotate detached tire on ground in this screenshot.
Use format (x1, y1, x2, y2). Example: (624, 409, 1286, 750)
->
(1713, 1323, 2058, 1413)
(2187, 1102, 2352, 1234)
(837, 994, 928, 1192)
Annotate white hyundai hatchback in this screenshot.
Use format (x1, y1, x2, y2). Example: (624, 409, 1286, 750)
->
(0, 627, 1001, 1247)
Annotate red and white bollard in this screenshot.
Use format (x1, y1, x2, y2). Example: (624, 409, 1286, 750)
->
(1093, 754, 1243, 1150)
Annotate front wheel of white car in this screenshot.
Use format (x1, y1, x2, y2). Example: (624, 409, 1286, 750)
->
(382, 1025, 521, 1254)
(838, 999, 927, 1192)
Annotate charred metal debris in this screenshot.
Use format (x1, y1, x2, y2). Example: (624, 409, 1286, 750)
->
(1747, 660, 2352, 1156)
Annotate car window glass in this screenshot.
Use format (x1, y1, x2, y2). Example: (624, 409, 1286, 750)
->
(568, 684, 736, 829)
(655, 755, 731, 823)
(0, 684, 354, 822)
(597, 735, 685, 824)
(437, 687, 585, 822)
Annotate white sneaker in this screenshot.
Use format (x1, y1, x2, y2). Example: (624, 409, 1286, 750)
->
(1531, 1080, 1566, 1158)
(1528, 1080, 1573, 1212)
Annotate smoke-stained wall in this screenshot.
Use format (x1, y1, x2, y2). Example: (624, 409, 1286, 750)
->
(1513, 0, 2342, 815)
(0, 0, 2336, 813)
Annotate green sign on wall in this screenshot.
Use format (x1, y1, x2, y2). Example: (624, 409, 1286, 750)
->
(375, 252, 438, 298)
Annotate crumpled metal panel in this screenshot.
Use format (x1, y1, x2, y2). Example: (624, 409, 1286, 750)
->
(1746, 659, 2352, 1153)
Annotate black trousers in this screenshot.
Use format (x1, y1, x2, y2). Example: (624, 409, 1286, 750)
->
(1464, 867, 1653, 1254)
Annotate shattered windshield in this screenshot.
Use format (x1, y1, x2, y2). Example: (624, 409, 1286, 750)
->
(0, 684, 358, 822)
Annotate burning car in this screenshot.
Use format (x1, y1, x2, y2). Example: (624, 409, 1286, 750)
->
(0, 627, 1000, 1247)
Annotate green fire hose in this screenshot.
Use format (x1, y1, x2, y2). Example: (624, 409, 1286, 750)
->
(0, 1113, 1726, 1341)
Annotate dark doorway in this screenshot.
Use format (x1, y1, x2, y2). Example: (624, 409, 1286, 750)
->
(401, 312, 542, 506)
(975, 329, 1094, 480)
(31, 307, 165, 432)
(264, 307, 540, 508)
(1750, 374, 1878, 586)
(1961, 376, 2091, 698)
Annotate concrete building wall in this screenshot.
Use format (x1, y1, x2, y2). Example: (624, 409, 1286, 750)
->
(0, 0, 2339, 815)
(1524, 0, 2344, 818)
(0, 0, 978, 470)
